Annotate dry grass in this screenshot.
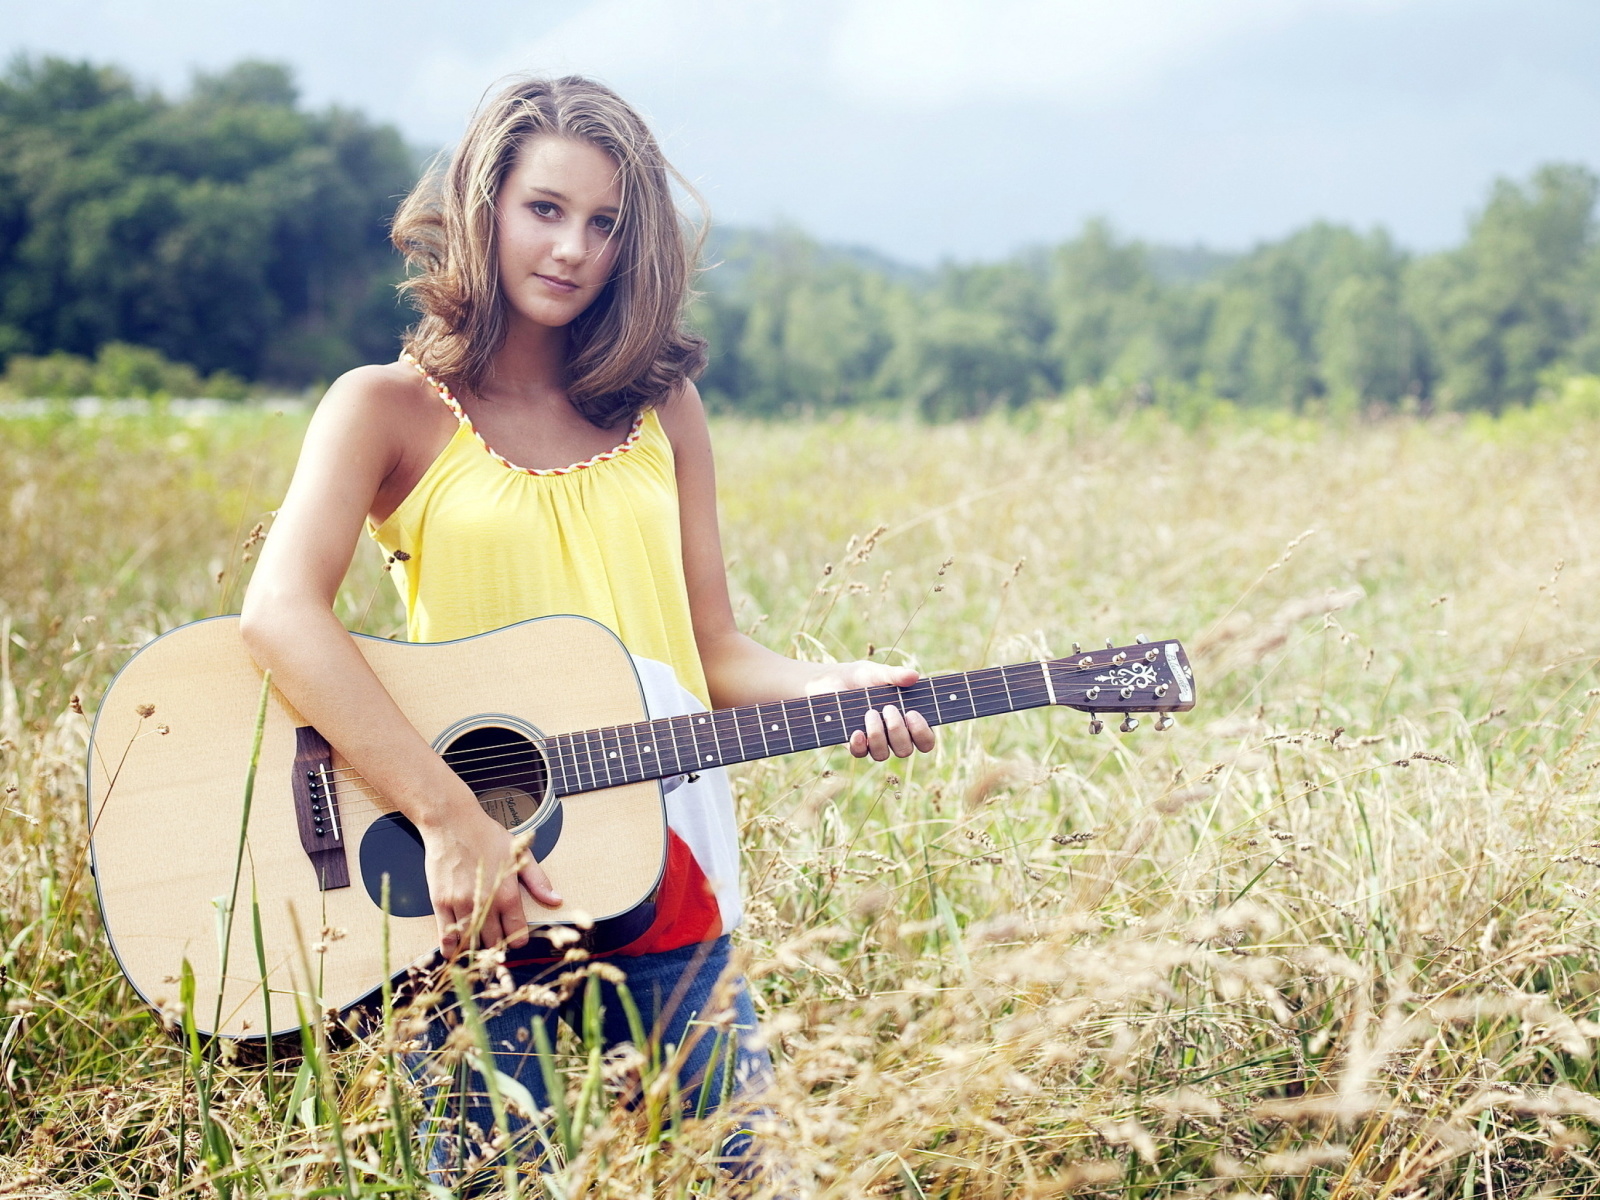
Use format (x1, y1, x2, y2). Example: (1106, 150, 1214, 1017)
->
(4, 391, 1600, 1197)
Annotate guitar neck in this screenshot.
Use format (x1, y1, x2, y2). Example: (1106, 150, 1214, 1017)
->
(544, 660, 1061, 798)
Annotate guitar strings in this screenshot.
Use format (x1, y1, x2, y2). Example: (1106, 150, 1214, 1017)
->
(313, 670, 1168, 789)
(294, 668, 1183, 820)
(311, 657, 1177, 788)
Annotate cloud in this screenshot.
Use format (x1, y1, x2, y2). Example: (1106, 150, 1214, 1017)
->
(395, 0, 1426, 138)
(826, 0, 1414, 110)
(422, 0, 828, 95)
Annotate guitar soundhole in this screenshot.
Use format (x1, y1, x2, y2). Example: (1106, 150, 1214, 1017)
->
(442, 725, 549, 830)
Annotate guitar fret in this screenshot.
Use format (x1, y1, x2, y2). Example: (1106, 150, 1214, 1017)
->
(677, 714, 695, 775)
(928, 673, 976, 723)
(637, 722, 656, 780)
(835, 688, 867, 742)
(549, 734, 569, 795)
(715, 706, 742, 765)
(595, 728, 612, 788)
(1009, 662, 1050, 708)
(748, 705, 770, 758)
(971, 667, 1005, 718)
(664, 714, 687, 777)
(691, 711, 716, 769)
(791, 695, 823, 752)
(757, 701, 785, 756)
(900, 678, 936, 723)
(565, 733, 581, 793)
(632, 724, 647, 782)
(588, 729, 605, 789)
(824, 693, 847, 745)
(569, 733, 585, 793)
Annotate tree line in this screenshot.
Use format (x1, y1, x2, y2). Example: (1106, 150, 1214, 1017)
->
(696, 164, 1600, 417)
(0, 56, 1596, 413)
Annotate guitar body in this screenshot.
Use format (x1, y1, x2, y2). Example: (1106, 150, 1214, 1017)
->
(87, 615, 665, 1040)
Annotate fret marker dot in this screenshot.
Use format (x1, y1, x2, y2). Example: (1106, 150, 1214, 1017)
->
(644, 746, 652, 753)
(824, 715, 833, 721)
(770, 723, 778, 732)
(705, 754, 713, 762)
(609, 752, 617, 758)
(948, 694, 957, 701)
(698, 717, 706, 724)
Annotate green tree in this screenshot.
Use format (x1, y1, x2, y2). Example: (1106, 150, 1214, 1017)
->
(0, 57, 414, 385)
(1406, 163, 1598, 411)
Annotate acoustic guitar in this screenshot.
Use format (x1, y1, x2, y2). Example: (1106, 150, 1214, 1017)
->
(86, 614, 1195, 1039)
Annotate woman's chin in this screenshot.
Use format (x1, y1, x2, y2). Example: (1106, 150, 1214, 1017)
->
(505, 297, 585, 332)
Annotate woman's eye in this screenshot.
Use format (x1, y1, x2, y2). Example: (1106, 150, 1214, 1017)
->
(531, 201, 559, 218)
(592, 215, 617, 234)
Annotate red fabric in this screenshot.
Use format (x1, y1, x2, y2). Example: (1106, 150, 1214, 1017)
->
(617, 830, 723, 955)
(503, 830, 721, 966)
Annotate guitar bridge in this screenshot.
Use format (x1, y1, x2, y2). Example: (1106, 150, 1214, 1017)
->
(292, 726, 350, 890)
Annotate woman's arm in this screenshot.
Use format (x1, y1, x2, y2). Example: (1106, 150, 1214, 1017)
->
(239, 367, 561, 958)
(658, 384, 934, 761)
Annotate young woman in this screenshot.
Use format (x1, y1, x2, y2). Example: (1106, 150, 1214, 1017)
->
(239, 75, 934, 1179)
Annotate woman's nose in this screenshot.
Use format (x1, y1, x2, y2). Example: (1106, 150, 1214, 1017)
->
(551, 222, 587, 263)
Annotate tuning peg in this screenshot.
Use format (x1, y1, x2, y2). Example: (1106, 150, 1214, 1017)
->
(1105, 638, 1114, 650)
(1135, 634, 1150, 644)
(1112, 651, 1127, 664)
(1071, 642, 1082, 655)
(1089, 716, 1104, 735)
(1120, 715, 1140, 733)
(1155, 714, 1175, 731)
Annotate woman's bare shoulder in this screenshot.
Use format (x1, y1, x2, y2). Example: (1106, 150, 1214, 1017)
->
(320, 361, 440, 420)
(654, 378, 709, 444)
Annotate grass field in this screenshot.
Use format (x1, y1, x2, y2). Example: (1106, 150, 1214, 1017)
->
(4, 388, 1600, 1197)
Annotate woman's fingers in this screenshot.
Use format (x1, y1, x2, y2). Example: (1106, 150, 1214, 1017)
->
(437, 903, 462, 960)
(849, 705, 936, 760)
(492, 875, 526, 949)
(861, 706, 889, 761)
(520, 857, 563, 908)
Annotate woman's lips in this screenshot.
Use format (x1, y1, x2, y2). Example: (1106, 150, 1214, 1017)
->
(536, 273, 579, 294)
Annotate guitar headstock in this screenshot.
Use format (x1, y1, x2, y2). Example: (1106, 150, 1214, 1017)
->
(1047, 638, 1195, 733)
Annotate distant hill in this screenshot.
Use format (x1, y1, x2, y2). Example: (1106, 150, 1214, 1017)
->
(700, 224, 1240, 292)
(698, 225, 931, 292)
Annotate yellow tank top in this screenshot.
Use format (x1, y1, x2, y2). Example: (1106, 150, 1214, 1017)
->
(367, 361, 709, 707)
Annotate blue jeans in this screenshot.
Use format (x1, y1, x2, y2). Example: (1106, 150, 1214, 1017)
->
(406, 935, 773, 1188)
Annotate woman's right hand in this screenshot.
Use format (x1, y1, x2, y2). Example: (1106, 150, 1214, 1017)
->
(420, 802, 564, 958)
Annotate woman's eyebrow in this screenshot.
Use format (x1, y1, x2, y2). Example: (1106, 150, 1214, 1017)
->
(528, 185, 619, 213)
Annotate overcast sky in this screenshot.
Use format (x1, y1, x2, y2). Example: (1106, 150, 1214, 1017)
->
(4, 0, 1598, 264)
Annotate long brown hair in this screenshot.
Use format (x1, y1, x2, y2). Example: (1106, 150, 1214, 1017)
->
(391, 76, 706, 426)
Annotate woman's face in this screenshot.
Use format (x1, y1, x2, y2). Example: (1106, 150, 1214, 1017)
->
(495, 134, 624, 331)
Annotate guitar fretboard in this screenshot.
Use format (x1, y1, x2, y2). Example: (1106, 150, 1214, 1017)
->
(543, 661, 1059, 797)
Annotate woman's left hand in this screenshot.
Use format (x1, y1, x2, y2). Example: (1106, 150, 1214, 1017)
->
(805, 661, 937, 761)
